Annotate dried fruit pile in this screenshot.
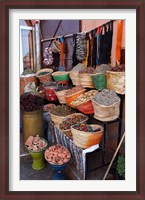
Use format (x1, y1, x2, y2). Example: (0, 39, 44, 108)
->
(59, 114, 87, 130)
(45, 144, 71, 165)
(109, 64, 125, 72)
(20, 93, 44, 112)
(25, 135, 47, 152)
(72, 123, 101, 132)
(71, 90, 97, 107)
(50, 105, 75, 116)
(66, 85, 84, 96)
(92, 89, 120, 106)
(79, 67, 96, 74)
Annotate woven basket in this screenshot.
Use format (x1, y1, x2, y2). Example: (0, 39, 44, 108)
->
(49, 113, 66, 127)
(65, 89, 86, 108)
(55, 89, 68, 104)
(91, 98, 120, 121)
(106, 71, 125, 94)
(58, 113, 88, 139)
(20, 75, 37, 95)
(52, 71, 70, 84)
(79, 73, 95, 88)
(36, 68, 53, 83)
(69, 71, 81, 85)
(91, 73, 107, 90)
(71, 124, 104, 149)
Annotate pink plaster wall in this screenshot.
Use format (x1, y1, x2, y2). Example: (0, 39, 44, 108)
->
(81, 20, 111, 32)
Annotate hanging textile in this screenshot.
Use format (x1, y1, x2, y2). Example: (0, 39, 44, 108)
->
(72, 34, 79, 66)
(91, 29, 97, 67)
(76, 33, 87, 62)
(99, 21, 113, 65)
(111, 20, 118, 67)
(116, 20, 123, 65)
(58, 37, 65, 71)
(82, 33, 90, 67)
(53, 52, 60, 71)
(95, 27, 101, 65)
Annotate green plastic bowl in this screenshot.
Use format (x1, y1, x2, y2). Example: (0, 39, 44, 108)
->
(52, 72, 69, 81)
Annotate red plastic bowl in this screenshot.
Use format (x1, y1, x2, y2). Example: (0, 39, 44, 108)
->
(77, 101, 94, 114)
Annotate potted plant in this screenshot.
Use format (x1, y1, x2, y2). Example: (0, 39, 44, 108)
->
(116, 155, 125, 180)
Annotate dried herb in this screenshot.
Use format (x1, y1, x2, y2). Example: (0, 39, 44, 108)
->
(20, 93, 44, 112)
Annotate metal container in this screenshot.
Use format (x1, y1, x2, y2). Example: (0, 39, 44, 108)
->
(22, 109, 44, 143)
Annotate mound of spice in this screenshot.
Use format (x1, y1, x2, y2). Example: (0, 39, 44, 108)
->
(25, 135, 48, 152)
(21, 68, 35, 76)
(50, 105, 75, 116)
(66, 85, 84, 96)
(109, 64, 125, 72)
(96, 64, 111, 74)
(71, 90, 97, 107)
(71, 63, 86, 71)
(45, 144, 71, 165)
(79, 67, 96, 74)
(73, 123, 101, 132)
(59, 114, 88, 131)
(20, 92, 44, 112)
(92, 89, 120, 106)
(37, 71, 51, 76)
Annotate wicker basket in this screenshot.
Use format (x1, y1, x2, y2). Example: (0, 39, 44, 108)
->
(91, 73, 107, 90)
(71, 124, 104, 149)
(106, 71, 125, 94)
(79, 73, 95, 88)
(49, 113, 66, 127)
(20, 75, 37, 95)
(69, 71, 81, 85)
(58, 113, 88, 139)
(36, 68, 53, 83)
(55, 89, 68, 104)
(91, 98, 120, 121)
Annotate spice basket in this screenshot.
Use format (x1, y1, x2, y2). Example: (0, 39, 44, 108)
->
(79, 73, 95, 88)
(49, 113, 66, 127)
(106, 71, 125, 94)
(55, 89, 68, 104)
(91, 98, 120, 121)
(20, 75, 37, 95)
(36, 68, 53, 83)
(65, 89, 86, 108)
(71, 124, 104, 149)
(69, 71, 81, 86)
(77, 101, 94, 114)
(52, 71, 70, 85)
(58, 113, 89, 139)
(91, 73, 107, 90)
(70, 90, 97, 114)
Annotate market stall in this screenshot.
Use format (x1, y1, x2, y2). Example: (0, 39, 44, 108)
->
(20, 19, 125, 180)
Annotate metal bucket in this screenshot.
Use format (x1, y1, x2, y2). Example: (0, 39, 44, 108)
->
(22, 109, 44, 143)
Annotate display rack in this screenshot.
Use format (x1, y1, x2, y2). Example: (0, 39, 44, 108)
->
(46, 94, 125, 180)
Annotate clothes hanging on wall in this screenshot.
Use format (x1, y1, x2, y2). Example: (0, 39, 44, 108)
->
(72, 34, 79, 66)
(99, 21, 113, 65)
(116, 20, 123, 65)
(42, 20, 125, 70)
